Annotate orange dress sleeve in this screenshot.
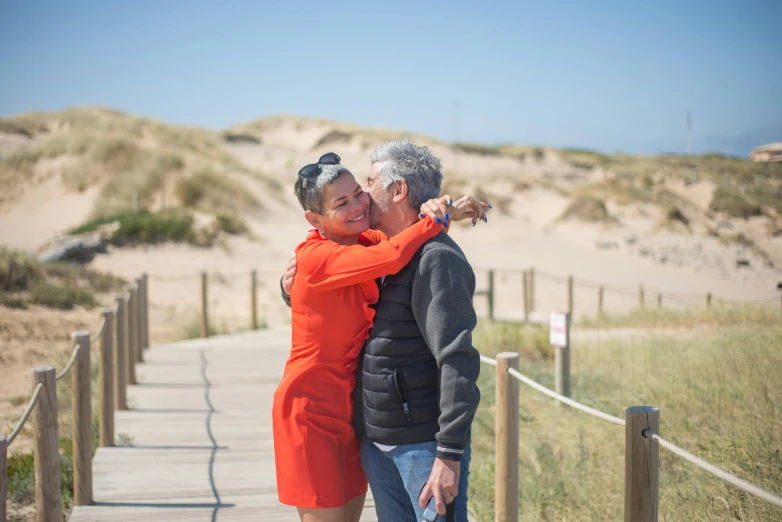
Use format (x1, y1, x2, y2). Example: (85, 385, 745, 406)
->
(297, 218, 443, 292)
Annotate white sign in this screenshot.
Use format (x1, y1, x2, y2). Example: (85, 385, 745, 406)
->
(549, 313, 569, 348)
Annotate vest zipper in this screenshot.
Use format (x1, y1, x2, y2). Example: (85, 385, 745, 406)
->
(394, 367, 413, 423)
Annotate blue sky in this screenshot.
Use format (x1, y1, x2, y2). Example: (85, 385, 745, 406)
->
(1, 0, 780, 156)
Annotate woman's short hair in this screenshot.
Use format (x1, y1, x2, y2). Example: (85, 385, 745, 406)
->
(294, 164, 350, 213)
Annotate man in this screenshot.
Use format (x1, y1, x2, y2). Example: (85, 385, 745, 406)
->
(281, 140, 484, 521)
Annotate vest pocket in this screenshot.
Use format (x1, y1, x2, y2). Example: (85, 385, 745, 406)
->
(393, 367, 413, 423)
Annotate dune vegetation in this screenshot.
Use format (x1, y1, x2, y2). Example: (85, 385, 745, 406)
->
(468, 309, 782, 521)
(0, 108, 269, 242)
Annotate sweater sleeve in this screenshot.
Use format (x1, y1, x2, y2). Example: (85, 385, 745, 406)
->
(300, 218, 443, 292)
(411, 244, 481, 462)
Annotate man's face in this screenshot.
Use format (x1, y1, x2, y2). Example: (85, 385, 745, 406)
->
(365, 162, 393, 228)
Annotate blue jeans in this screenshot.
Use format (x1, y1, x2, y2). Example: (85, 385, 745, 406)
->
(360, 439, 471, 522)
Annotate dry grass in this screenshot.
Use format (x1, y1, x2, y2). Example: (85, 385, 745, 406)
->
(468, 318, 782, 521)
(0, 108, 271, 235)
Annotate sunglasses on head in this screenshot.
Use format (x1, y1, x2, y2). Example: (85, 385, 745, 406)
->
(298, 152, 341, 179)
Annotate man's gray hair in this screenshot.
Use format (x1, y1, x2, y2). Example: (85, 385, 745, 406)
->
(294, 164, 349, 213)
(370, 140, 442, 209)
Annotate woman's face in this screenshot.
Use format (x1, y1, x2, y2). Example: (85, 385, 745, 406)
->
(311, 172, 370, 240)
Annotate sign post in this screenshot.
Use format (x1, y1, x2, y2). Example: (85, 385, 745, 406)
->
(550, 312, 571, 402)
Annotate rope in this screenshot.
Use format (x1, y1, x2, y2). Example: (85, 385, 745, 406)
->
(479, 355, 497, 366)
(7, 383, 44, 445)
(56, 344, 81, 381)
(90, 317, 107, 344)
(647, 431, 782, 509)
(147, 273, 199, 282)
(507, 367, 626, 425)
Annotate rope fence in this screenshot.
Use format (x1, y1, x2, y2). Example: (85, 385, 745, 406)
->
(646, 431, 782, 510)
(56, 344, 81, 381)
(473, 265, 781, 322)
(480, 340, 782, 521)
(5, 383, 44, 447)
(1, 273, 154, 522)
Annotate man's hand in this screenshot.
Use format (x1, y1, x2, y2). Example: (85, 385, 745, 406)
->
(281, 254, 297, 296)
(418, 457, 460, 515)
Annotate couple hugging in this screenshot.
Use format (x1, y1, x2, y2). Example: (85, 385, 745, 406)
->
(272, 140, 490, 522)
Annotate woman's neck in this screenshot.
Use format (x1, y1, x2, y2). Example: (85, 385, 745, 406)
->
(321, 230, 360, 246)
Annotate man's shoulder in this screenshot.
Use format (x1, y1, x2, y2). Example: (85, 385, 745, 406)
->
(415, 231, 472, 274)
(418, 230, 468, 263)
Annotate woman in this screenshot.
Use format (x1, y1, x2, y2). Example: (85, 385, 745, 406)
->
(272, 153, 485, 522)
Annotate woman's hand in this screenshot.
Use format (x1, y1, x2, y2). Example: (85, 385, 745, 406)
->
(419, 195, 454, 226)
(449, 194, 491, 226)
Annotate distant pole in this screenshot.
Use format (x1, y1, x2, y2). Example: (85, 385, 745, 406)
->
(567, 275, 574, 317)
(522, 270, 529, 323)
(706, 292, 712, 307)
(598, 286, 604, 316)
(657, 294, 663, 309)
(687, 111, 692, 156)
(554, 313, 571, 400)
(529, 268, 536, 312)
(487, 270, 495, 321)
(778, 282, 782, 311)
(251, 269, 258, 330)
(201, 271, 209, 338)
(639, 285, 645, 309)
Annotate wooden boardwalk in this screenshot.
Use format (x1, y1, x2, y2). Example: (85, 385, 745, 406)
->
(69, 326, 379, 521)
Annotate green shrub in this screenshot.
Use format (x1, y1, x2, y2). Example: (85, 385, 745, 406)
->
(709, 186, 763, 218)
(71, 210, 195, 245)
(216, 214, 248, 235)
(29, 281, 97, 309)
(174, 169, 259, 213)
(0, 247, 42, 292)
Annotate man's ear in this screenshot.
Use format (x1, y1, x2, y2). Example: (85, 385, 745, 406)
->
(304, 210, 322, 231)
(391, 179, 409, 204)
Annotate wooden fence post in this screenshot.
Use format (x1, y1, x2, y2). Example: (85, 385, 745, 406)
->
(706, 292, 712, 307)
(495, 352, 520, 522)
(142, 273, 149, 349)
(99, 309, 114, 447)
(114, 295, 127, 410)
(522, 270, 529, 323)
(201, 271, 209, 338)
(598, 286, 604, 316)
(71, 331, 92, 507)
(553, 313, 571, 400)
(657, 294, 662, 309)
(125, 285, 137, 385)
(487, 270, 495, 321)
(567, 275, 574, 317)
(639, 285, 645, 309)
(1, 436, 7, 522)
(135, 277, 144, 363)
(31, 366, 63, 521)
(529, 267, 535, 312)
(251, 269, 258, 330)
(625, 406, 659, 522)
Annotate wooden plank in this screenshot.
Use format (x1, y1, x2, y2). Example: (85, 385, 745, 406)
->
(68, 327, 383, 522)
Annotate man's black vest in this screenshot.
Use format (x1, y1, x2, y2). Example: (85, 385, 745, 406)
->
(352, 250, 441, 445)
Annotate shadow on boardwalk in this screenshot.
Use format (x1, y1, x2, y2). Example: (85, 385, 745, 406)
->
(69, 327, 379, 522)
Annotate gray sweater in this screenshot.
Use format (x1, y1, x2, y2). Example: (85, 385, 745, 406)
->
(410, 233, 481, 457)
